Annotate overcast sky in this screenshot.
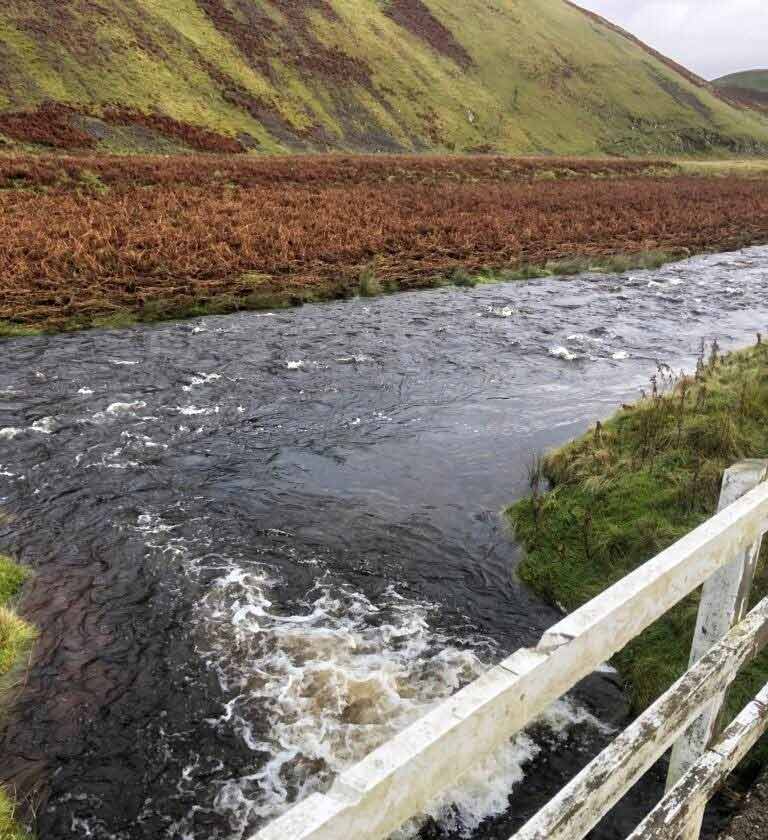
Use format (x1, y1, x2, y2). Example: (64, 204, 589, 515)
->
(575, 1, 767, 80)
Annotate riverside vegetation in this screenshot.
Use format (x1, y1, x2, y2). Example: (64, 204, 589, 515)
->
(2, 153, 768, 336)
(509, 341, 768, 773)
(0, 552, 34, 840)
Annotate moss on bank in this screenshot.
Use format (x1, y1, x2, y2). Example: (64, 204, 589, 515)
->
(508, 341, 768, 769)
(0, 554, 35, 840)
(0, 248, 687, 339)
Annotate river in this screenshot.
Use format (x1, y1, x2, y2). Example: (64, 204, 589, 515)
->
(2, 246, 768, 839)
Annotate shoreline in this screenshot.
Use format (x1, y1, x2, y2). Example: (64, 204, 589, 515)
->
(508, 342, 768, 777)
(2, 241, 767, 339)
(0, 553, 35, 840)
(2, 153, 768, 337)
(0, 247, 690, 338)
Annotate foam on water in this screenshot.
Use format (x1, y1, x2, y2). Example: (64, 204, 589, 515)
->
(177, 405, 220, 416)
(105, 401, 147, 415)
(393, 697, 603, 839)
(94, 448, 140, 470)
(131, 526, 610, 840)
(183, 373, 222, 392)
(485, 305, 516, 319)
(548, 346, 579, 361)
(336, 354, 374, 364)
(0, 419, 56, 438)
(31, 417, 56, 434)
(120, 431, 168, 450)
(192, 568, 486, 833)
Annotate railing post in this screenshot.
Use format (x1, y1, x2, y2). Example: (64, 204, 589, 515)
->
(666, 459, 768, 837)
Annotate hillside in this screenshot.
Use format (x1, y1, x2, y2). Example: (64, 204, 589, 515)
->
(0, 0, 767, 155)
(715, 70, 768, 114)
(716, 70, 768, 93)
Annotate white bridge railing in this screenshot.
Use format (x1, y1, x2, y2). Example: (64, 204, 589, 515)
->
(255, 460, 768, 840)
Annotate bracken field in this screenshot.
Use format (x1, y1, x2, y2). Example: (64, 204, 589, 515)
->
(2, 153, 768, 333)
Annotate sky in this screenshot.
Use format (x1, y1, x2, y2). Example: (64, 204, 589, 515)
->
(575, 1, 767, 80)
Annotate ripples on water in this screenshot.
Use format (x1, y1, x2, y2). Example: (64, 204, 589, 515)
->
(136, 510, 603, 840)
(1, 248, 768, 838)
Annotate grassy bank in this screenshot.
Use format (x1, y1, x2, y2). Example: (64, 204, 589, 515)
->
(509, 341, 768, 768)
(0, 554, 35, 840)
(679, 159, 768, 179)
(0, 248, 707, 339)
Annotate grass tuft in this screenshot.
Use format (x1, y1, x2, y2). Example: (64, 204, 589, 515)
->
(0, 791, 32, 840)
(508, 342, 768, 771)
(450, 268, 480, 288)
(0, 606, 34, 689)
(0, 554, 35, 839)
(0, 322, 42, 339)
(358, 264, 382, 297)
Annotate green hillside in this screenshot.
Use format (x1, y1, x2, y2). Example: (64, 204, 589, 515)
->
(714, 70, 768, 115)
(715, 70, 768, 93)
(0, 0, 767, 155)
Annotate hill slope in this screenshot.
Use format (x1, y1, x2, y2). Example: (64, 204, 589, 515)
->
(716, 70, 768, 93)
(1, 0, 767, 155)
(715, 70, 768, 114)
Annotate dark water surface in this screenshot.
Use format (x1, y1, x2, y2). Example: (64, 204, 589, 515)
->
(2, 247, 768, 839)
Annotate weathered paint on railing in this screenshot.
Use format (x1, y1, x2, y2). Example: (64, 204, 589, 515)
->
(665, 459, 768, 838)
(510, 596, 768, 840)
(627, 679, 768, 839)
(254, 463, 768, 840)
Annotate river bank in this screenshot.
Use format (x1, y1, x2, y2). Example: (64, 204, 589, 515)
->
(0, 249, 685, 338)
(0, 553, 34, 840)
(509, 342, 768, 773)
(2, 153, 768, 336)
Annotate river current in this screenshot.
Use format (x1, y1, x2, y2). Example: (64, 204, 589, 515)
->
(2, 246, 768, 839)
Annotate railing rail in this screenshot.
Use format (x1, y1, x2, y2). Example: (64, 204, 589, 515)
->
(255, 460, 768, 840)
(511, 597, 768, 840)
(628, 681, 768, 840)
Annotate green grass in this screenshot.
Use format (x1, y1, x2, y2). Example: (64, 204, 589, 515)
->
(715, 71, 768, 94)
(678, 159, 768, 178)
(445, 250, 682, 289)
(508, 342, 768, 771)
(0, 322, 43, 339)
(1, 0, 767, 155)
(0, 554, 35, 840)
(0, 793, 32, 840)
(473, 249, 683, 284)
(449, 268, 480, 288)
(358, 264, 383, 297)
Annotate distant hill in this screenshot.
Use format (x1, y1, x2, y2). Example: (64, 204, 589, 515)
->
(0, 0, 767, 155)
(715, 70, 768, 93)
(714, 70, 768, 113)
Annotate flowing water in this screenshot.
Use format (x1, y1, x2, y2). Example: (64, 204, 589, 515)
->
(2, 246, 768, 840)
